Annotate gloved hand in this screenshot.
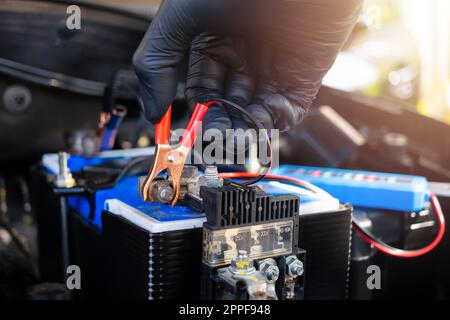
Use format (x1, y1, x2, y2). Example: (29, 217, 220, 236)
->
(133, 0, 362, 134)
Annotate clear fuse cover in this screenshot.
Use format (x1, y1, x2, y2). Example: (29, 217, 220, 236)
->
(203, 220, 294, 267)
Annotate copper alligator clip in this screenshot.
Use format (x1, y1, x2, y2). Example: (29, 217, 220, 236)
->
(140, 102, 211, 206)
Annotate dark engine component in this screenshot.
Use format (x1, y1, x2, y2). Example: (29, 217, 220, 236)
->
(0, 0, 148, 163)
(313, 87, 450, 182)
(281, 105, 366, 167)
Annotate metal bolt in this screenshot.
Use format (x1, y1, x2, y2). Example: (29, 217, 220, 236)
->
(204, 166, 219, 179)
(160, 189, 171, 201)
(286, 255, 304, 278)
(157, 185, 174, 202)
(259, 258, 279, 283)
(201, 165, 223, 188)
(59, 152, 68, 176)
(290, 262, 304, 277)
(238, 250, 247, 257)
(167, 155, 175, 163)
(55, 152, 75, 188)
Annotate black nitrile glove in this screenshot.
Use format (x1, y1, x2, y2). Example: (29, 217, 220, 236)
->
(133, 0, 362, 134)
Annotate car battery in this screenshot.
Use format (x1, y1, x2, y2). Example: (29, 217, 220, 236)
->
(100, 177, 350, 300)
(103, 179, 350, 300)
(32, 151, 351, 300)
(101, 191, 206, 299)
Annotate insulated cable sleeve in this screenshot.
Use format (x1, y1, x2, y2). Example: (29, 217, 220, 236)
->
(352, 193, 445, 258)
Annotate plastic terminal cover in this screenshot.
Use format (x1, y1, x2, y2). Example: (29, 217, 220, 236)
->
(203, 220, 294, 267)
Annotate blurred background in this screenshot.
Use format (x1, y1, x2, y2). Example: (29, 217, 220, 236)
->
(327, 0, 450, 123)
(91, 0, 450, 124)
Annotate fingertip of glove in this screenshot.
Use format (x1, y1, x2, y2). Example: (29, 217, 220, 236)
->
(203, 117, 232, 137)
(246, 104, 275, 131)
(201, 103, 232, 134)
(139, 94, 171, 124)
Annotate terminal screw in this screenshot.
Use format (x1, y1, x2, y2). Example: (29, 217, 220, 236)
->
(259, 258, 279, 283)
(204, 166, 219, 179)
(286, 255, 304, 278)
(203, 166, 223, 188)
(155, 185, 175, 202)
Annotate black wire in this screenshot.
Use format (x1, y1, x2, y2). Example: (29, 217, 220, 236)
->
(113, 156, 152, 186)
(215, 99, 271, 185)
(352, 218, 418, 254)
(352, 219, 375, 239)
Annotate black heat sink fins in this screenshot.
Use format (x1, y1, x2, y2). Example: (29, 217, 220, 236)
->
(200, 182, 299, 228)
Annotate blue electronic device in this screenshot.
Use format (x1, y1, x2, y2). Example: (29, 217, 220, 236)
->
(273, 165, 429, 212)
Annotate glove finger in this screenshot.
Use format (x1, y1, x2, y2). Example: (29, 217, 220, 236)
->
(225, 69, 255, 119)
(133, 0, 197, 123)
(186, 34, 239, 135)
(252, 84, 308, 132)
(225, 71, 252, 151)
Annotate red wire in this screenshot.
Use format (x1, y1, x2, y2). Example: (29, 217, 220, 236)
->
(220, 172, 446, 258)
(354, 193, 445, 258)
